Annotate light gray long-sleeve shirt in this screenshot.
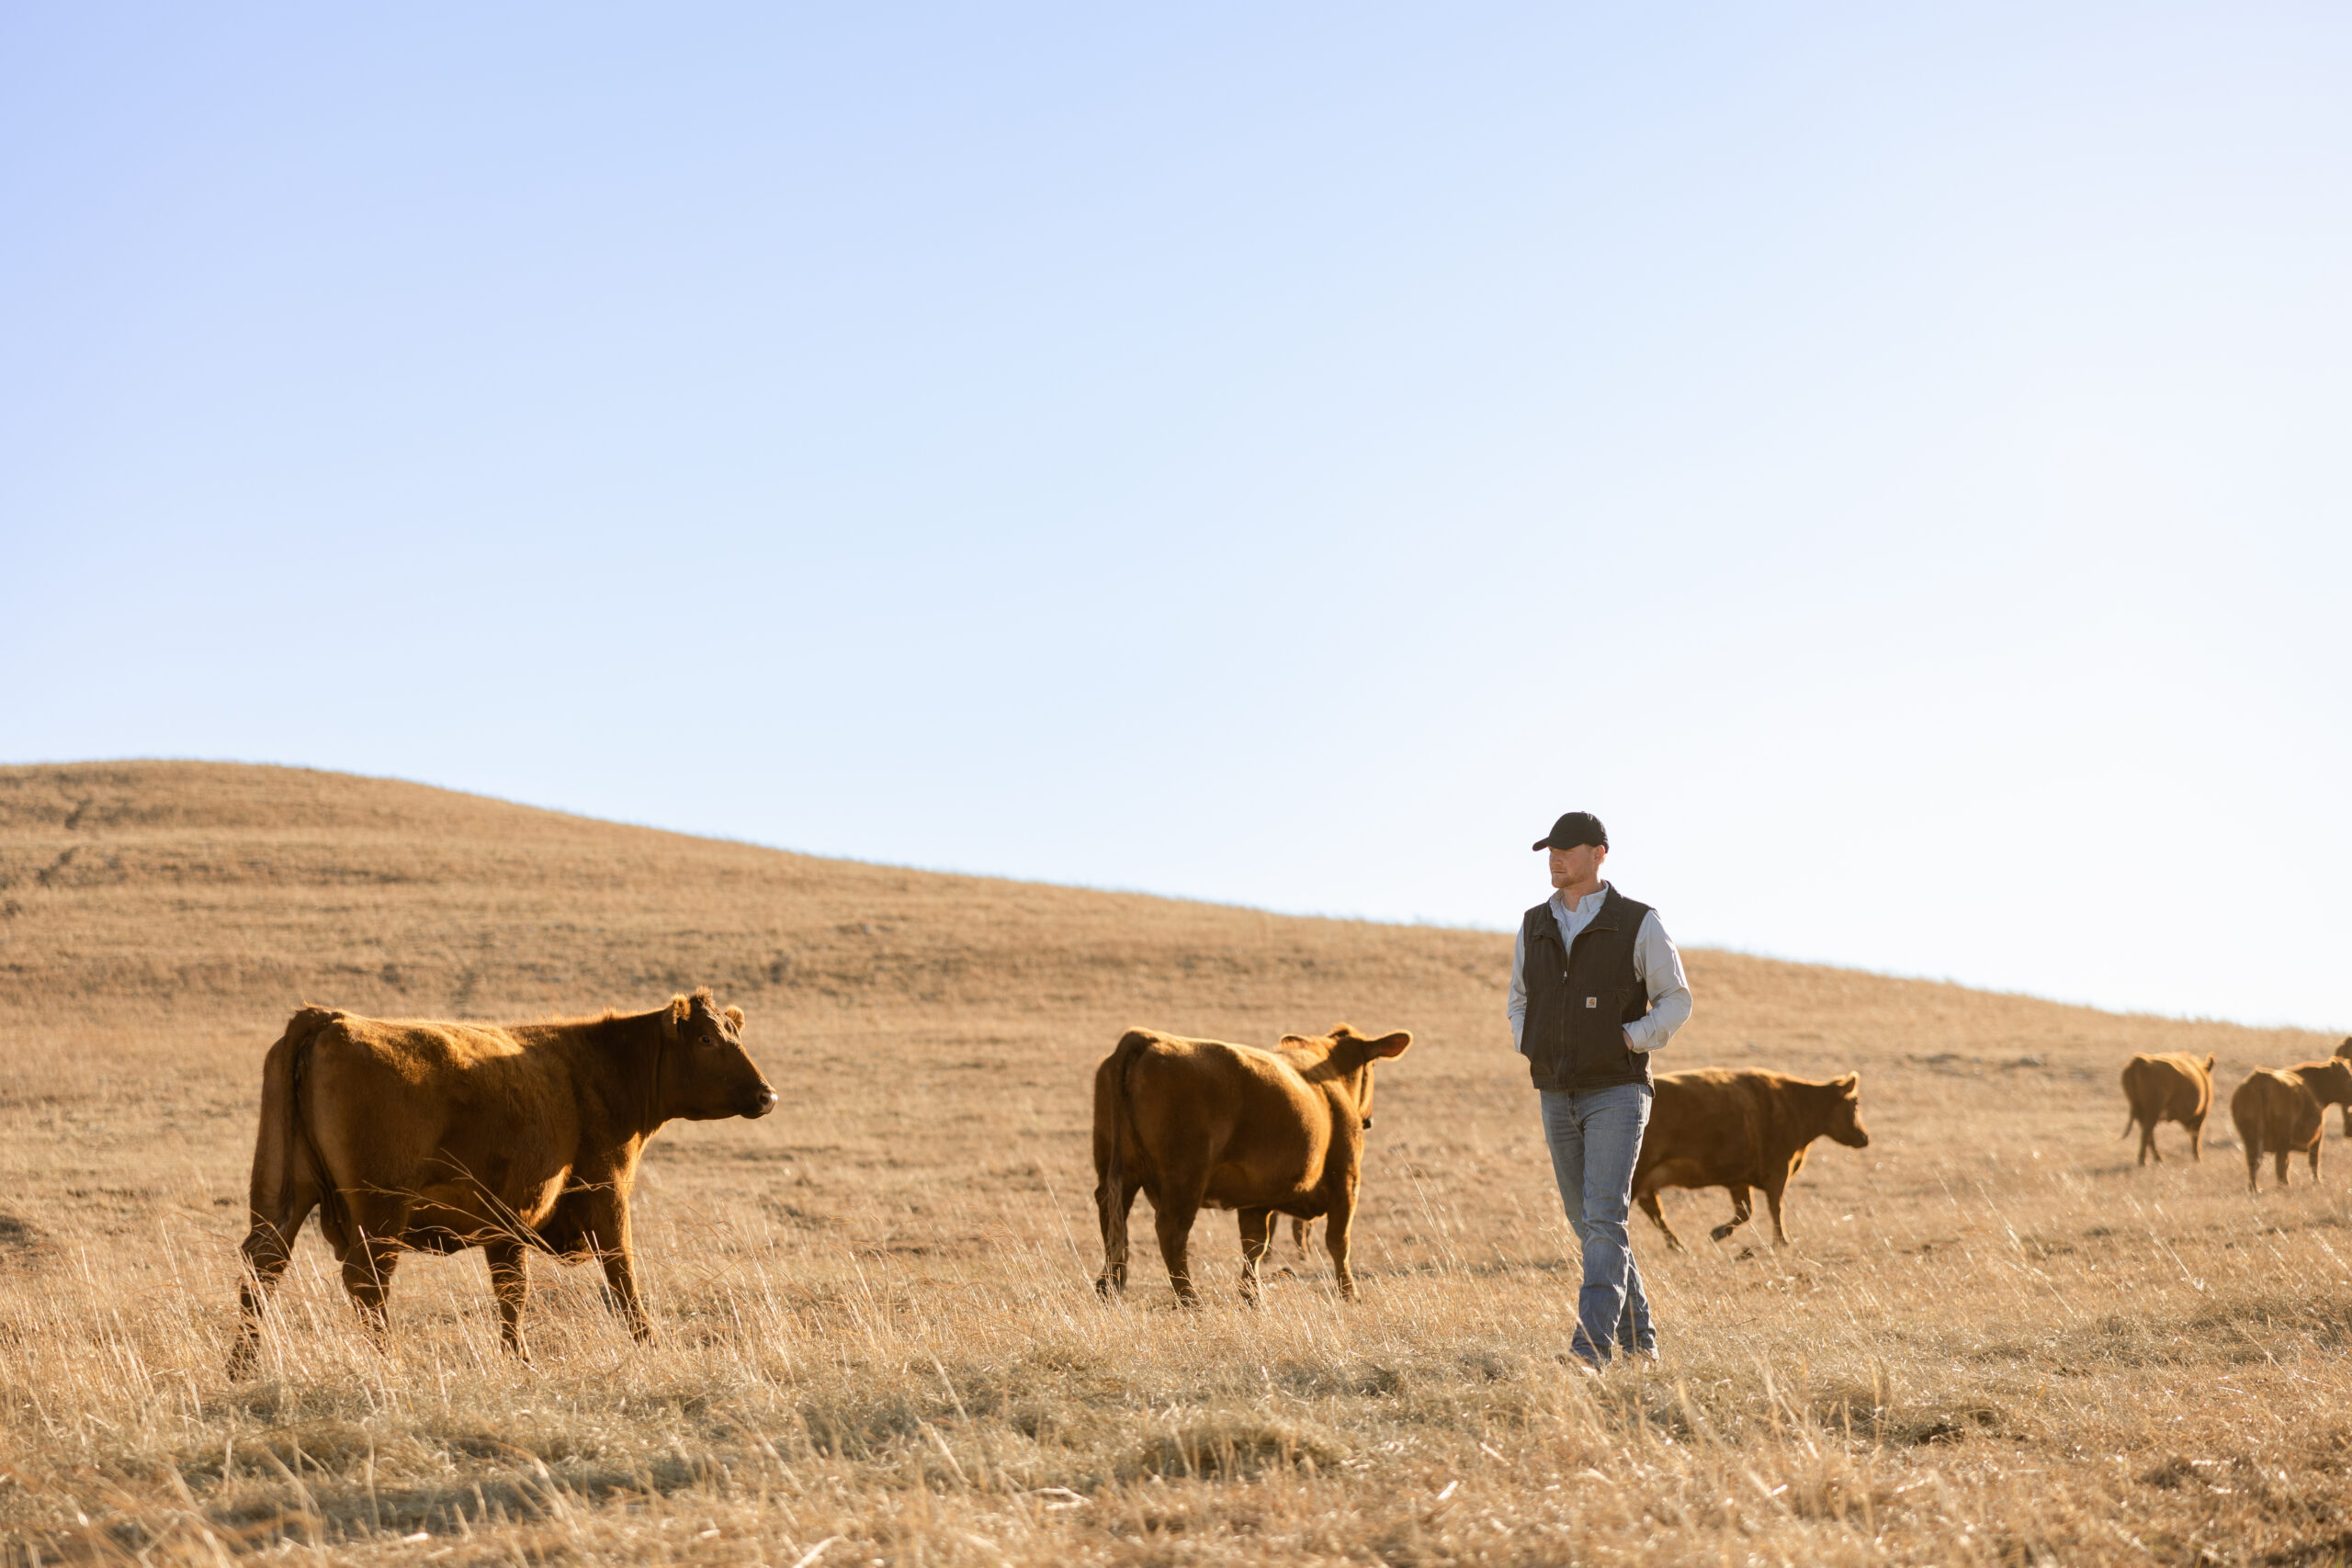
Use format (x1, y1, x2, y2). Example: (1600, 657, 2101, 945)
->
(1507, 883, 1692, 1055)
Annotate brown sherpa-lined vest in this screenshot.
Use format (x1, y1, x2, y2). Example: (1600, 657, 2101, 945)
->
(1521, 886, 1654, 1094)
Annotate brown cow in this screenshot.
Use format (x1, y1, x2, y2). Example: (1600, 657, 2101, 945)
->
(2337, 1038, 2352, 1137)
(1631, 1068, 1870, 1250)
(1092, 1022, 1410, 1305)
(2231, 1060, 2352, 1193)
(2120, 1052, 2216, 1165)
(230, 988, 775, 1373)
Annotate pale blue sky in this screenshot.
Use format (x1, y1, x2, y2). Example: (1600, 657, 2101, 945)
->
(6, 6, 2347, 1030)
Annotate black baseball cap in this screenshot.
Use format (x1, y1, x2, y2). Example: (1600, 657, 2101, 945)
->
(1532, 811, 1608, 852)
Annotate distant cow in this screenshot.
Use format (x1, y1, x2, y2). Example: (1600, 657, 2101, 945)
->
(231, 989, 776, 1373)
(1631, 1068, 1870, 1250)
(1092, 1022, 1410, 1305)
(2120, 1053, 2216, 1165)
(2337, 1038, 2352, 1136)
(2231, 1060, 2352, 1193)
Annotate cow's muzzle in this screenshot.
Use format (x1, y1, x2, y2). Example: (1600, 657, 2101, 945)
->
(746, 1086, 778, 1119)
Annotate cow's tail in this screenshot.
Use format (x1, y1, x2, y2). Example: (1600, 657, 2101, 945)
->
(253, 1007, 346, 1241)
(1096, 1031, 1152, 1292)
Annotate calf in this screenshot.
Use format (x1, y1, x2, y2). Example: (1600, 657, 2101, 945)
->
(231, 989, 775, 1372)
(2231, 1060, 2352, 1193)
(2120, 1053, 2216, 1165)
(1632, 1067, 1869, 1250)
(1092, 1022, 1410, 1305)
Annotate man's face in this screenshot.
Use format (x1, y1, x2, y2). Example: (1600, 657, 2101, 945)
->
(1548, 841, 1606, 889)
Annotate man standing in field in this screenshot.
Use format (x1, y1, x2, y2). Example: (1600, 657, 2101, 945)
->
(1509, 811, 1691, 1370)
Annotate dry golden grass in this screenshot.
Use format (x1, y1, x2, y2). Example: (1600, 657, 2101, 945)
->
(4, 760, 2350, 1566)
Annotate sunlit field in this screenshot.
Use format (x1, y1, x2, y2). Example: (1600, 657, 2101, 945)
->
(4, 762, 2348, 1565)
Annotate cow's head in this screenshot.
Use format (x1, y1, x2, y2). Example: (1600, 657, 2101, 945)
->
(2301, 1059, 2352, 1108)
(2335, 1037, 2352, 1063)
(662, 988, 777, 1121)
(1285, 1022, 1413, 1129)
(1825, 1072, 1869, 1147)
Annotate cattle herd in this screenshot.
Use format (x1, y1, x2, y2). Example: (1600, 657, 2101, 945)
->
(222, 993, 2352, 1372)
(2121, 1042, 2352, 1191)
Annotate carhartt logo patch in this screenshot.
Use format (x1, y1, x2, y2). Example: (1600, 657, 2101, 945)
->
(1585, 997, 1598, 1008)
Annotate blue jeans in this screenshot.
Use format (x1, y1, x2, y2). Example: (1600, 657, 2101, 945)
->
(1539, 1082, 1656, 1364)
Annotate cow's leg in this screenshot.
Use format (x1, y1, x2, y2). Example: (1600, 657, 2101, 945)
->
(1763, 1175, 1792, 1246)
(1291, 1216, 1310, 1257)
(2139, 1119, 2159, 1166)
(1095, 1172, 1142, 1298)
(482, 1236, 533, 1359)
(2245, 1137, 2263, 1193)
(1154, 1184, 1206, 1306)
(1710, 1185, 1753, 1244)
(2311, 1139, 2324, 1182)
(331, 1189, 413, 1345)
(575, 1197, 650, 1342)
(2188, 1115, 2205, 1163)
(602, 1247, 650, 1341)
(1324, 1196, 1360, 1300)
(1636, 1190, 1687, 1252)
(1237, 1208, 1275, 1307)
(2276, 1147, 2292, 1188)
(230, 1186, 318, 1377)
(338, 1233, 405, 1345)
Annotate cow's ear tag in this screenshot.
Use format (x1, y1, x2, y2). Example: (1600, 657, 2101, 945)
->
(1585, 997, 1599, 1009)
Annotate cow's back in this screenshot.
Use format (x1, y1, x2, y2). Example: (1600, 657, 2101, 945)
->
(2124, 1054, 2211, 1121)
(1637, 1068, 1771, 1187)
(305, 1012, 591, 1194)
(1101, 1030, 1332, 1206)
(2233, 1069, 2322, 1149)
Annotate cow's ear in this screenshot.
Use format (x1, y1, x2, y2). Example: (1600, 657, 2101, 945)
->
(2205, 1055, 2216, 1071)
(1279, 1033, 1314, 1049)
(1367, 1031, 1412, 1060)
(724, 1005, 745, 1032)
(1836, 1072, 1860, 1096)
(663, 995, 688, 1042)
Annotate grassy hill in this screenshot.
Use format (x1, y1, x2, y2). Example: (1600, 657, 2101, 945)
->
(2, 760, 2346, 1565)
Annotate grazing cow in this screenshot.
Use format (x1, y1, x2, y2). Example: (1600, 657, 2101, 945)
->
(1092, 1022, 1410, 1305)
(230, 989, 775, 1373)
(2230, 1060, 2352, 1193)
(2120, 1053, 2216, 1165)
(1631, 1068, 1870, 1250)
